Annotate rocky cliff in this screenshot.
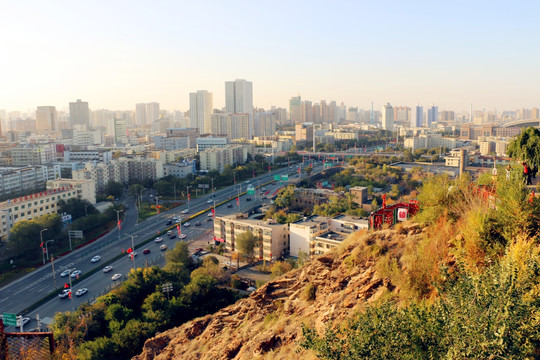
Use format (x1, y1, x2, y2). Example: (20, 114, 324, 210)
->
(133, 224, 424, 360)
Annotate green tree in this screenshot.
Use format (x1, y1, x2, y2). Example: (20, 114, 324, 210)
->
(104, 181, 124, 198)
(304, 166, 313, 176)
(270, 261, 293, 279)
(236, 230, 260, 263)
(274, 185, 296, 209)
(57, 198, 97, 220)
(507, 126, 540, 166)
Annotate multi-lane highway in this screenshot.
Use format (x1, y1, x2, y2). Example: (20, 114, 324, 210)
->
(1, 164, 322, 331)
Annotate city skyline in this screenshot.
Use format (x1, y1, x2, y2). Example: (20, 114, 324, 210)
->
(1, 1, 539, 112)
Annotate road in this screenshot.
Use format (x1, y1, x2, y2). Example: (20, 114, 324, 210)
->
(1, 164, 324, 331)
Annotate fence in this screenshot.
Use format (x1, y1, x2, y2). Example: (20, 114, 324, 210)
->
(1, 321, 54, 360)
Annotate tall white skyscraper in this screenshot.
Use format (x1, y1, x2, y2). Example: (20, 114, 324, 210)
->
(382, 103, 394, 131)
(189, 90, 213, 133)
(69, 99, 90, 129)
(225, 79, 253, 137)
(412, 105, 423, 127)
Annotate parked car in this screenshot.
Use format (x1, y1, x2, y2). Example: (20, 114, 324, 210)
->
(160, 244, 168, 251)
(102, 266, 113, 273)
(111, 273, 122, 281)
(58, 289, 71, 298)
(75, 288, 88, 297)
(91, 255, 101, 263)
(143, 248, 151, 254)
(70, 270, 82, 278)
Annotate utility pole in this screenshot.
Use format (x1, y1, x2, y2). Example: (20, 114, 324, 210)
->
(130, 235, 138, 270)
(154, 196, 160, 220)
(68, 268, 75, 310)
(186, 186, 191, 210)
(45, 240, 54, 261)
(51, 255, 57, 290)
(40, 228, 48, 265)
(114, 209, 123, 242)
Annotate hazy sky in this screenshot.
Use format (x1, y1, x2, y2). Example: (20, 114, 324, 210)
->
(1, 0, 539, 113)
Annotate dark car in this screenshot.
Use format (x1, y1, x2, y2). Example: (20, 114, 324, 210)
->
(195, 221, 201, 226)
(227, 204, 233, 208)
(246, 197, 251, 201)
(169, 234, 176, 239)
(166, 220, 172, 225)
(143, 248, 151, 254)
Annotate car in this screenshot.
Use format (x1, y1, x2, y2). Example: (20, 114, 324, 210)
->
(182, 209, 189, 214)
(166, 220, 172, 225)
(91, 255, 101, 263)
(184, 222, 190, 227)
(261, 188, 266, 191)
(169, 234, 176, 239)
(245, 180, 250, 184)
(16, 317, 30, 327)
(60, 269, 70, 277)
(70, 270, 82, 278)
(195, 221, 201, 226)
(58, 289, 71, 298)
(143, 248, 151, 254)
(103, 265, 113, 273)
(156, 236, 164, 242)
(207, 199, 213, 204)
(127, 251, 138, 258)
(246, 197, 251, 201)
(75, 288, 88, 297)
(272, 182, 276, 185)
(206, 218, 212, 222)
(180, 233, 187, 239)
(111, 273, 122, 281)
(227, 204, 233, 208)
(207, 212, 213, 217)
(160, 244, 168, 251)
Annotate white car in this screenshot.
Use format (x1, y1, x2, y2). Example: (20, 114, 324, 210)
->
(173, 217, 179, 223)
(102, 266, 113, 273)
(207, 199, 213, 204)
(183, 222, 190, 227)
(58, 289, 71, 298)
(111, 273, 122, 281)
(207, 212, 213, 217)
(180, 234, 187, 239)
(127, 251, 137, 258)
(160, 244, 168, 251)
(75, 288, 88, 297)
(91, 255, 101, 263)
(60, 269, 70, 277)
(182, 209, 189, 214)
(155, 236, 163, 242)
(16, 317, 30, 327)
(71, 270, 82, 278)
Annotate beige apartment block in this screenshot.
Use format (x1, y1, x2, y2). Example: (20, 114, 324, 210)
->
(46, 178, 96, 204)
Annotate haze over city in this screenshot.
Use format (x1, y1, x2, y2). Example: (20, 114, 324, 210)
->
(2, 0, 539, 112)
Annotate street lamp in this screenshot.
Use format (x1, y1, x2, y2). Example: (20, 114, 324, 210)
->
(186, 186, 192, 210)
(129, 235, 138, 270)
(40, 228, 48, 265)
(45, 240, 54, 261)
(114, 209, 123, 242)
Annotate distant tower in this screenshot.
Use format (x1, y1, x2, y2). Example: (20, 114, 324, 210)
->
(370, 101, 374, 125)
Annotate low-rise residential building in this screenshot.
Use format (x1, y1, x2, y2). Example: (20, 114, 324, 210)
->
(12, 144, 56, 166)
(0, 187, 79, 241)
(404, 133, 462, 151)
(163, 160, 197, 178)
(126, 158, 164, 183)
(0, 165, 60, 199)
(214, 214, 289, 261)
(72, 161, 129, 191)
(200, 144, 251, 172)
(289, 216, 330, 257)
(196, 137, 229, 152)
(64, 150, 113, 164)
(46, 178, 96, 204)
(152, 136, 190, 151)
(349, 186, 368, 205)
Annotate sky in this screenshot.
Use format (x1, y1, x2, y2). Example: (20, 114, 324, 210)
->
(1, 0, 539, 114)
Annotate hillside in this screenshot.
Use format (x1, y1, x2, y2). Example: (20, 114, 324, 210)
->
(133, 224, 425, 360)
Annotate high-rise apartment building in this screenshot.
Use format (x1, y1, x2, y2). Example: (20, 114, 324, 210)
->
(189, 90, 213, 134)
(69, 99, 90, 129)
(382, 103, 394, 131)
(135, 103, 147, 125)
(289, 96, 302, 124)
(394, 106, 410, 124)
(114, 118, 127, 144)
(254, 111, 277, 137)
(146, 102, 160, 125)
(225, 79, 253, 138)
(427, 105, 438, 128)
(412, 105, 423, 127)
(211, 113, 249, 139)
(35, 106, 57, 133)
(313, 103, 322, 123)
(321, 100, 329, 123)
(302, 100, 313, 123)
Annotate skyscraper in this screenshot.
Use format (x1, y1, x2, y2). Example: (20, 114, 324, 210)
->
(35, 106, 57, 133)
(382, 103, 394, 131)
(412, 105, 423, 127)
(289, 96, 302, 124)
(69, 99, 90, 129)
(135, 103, 147, 126)
(427, 105, 438, 128)
(225, 79, 253, 137)
(146, 102, 160, 125)
(189, 90, 213, 133)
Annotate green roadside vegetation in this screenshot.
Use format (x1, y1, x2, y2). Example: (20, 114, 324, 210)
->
(50, 242, 240, 360)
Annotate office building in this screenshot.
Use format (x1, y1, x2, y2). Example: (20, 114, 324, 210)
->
(189, 90, 213, 133)
(35, 106, 57, 133)
(214, 214, 289, 261)
(381, 103, 394, 131)
(69, 99, 90, 129)
(196, 137, 229, 152)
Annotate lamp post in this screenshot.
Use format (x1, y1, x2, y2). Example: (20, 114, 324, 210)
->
(40, 228, 48, 265)
(45, 240, 54, 261)
(186, 186, 191, 210)
(67, 268, 75, 310)
(114, 209, 123, 242)
(130, 235, 137, 270)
